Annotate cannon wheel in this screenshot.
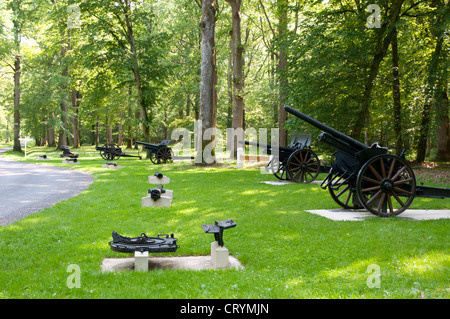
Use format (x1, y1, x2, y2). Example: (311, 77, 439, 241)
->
(149, 151, 158, 164)
(269, 156, 289, 180)
(286, 149, 320, 183)
(156, 147, 174, 164)
(356, 154, 416, 217)
(100, 147, 109, 160)
(112, 144, 120, 161)
(100, 144, 116, 161)
(329, 182, 363, 210)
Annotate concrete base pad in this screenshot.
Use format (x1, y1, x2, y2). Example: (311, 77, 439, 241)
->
(306, 209, 450, 221)
(101, 256, 244, 272)
(261, 180, 323, 186)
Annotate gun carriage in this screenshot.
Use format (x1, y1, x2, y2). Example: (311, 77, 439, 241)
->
(59, 145, 79, 158)
(136, 140, 173, 164)
(239, 134, 329, 183)
(96, 143, 142, 161)
(284, 106, 450, 217)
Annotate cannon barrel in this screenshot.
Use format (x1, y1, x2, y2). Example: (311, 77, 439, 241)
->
(238, 140, 295, 152)
(283, 106, 368, 152)
(136, 141, 158, 148)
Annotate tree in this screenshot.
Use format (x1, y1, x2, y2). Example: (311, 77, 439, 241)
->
(416, 0, 449, 162)
(196, 0, 217, 165)
(225, 0, 244, 158)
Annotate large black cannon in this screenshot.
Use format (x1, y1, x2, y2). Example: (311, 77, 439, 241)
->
(136, 140, 173, 164)
(96, 143, 142, 161)
(239, 134, 329, 183)
(284, 105, 450, 217)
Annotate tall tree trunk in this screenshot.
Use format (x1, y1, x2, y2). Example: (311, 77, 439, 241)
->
(435, 85, 450, 161)
(71, 88, 81, 148)
(277, 0, 288, 146)
(417, 0, 449, 162)
(48, 112, 55, 147)
(391, 27, 403, 155)
(352, 0, 405, 142)
(196, 0, 217, 165)
(123, 3, 150, 142)
(226, 0, 244, 158)
(58, 41, 69, 147)
(118, 112, 124, 146)
(13, 53, 21, 152)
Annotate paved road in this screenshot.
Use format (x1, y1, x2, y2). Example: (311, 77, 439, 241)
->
(0, 147, 93, 226)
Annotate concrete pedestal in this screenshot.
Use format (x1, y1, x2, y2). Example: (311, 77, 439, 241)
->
(149, 175, 170, 184)
(134, 251, 148, 272)
(62, 159, 80, 164)
(102, 163, 122, 169)
(141, 195, 172, 207)
(211, 241, 230, 269)
(237, 148, 244, 169)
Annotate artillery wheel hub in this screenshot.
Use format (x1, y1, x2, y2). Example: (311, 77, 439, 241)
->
(380, 178, 394, 193)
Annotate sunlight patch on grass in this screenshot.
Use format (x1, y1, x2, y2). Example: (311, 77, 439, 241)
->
(394, 252, 450, 276)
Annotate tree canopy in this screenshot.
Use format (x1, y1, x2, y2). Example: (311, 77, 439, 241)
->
(0, 0, 448, 162)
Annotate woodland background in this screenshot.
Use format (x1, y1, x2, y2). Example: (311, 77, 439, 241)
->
(0, 0, 448, 163)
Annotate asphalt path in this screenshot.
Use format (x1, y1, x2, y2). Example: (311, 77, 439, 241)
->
(0, 147, 93, 226)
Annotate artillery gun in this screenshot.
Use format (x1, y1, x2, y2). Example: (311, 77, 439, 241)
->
(284, 105, 450, 217)
(136, 140, 173, 164)
(239, 134, 329, 183)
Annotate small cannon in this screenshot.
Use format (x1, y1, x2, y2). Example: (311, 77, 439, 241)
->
(284, 105, 450, 217)
(202, 219, 236, 247)
(59, 145, 78, 158)
(239, 134, 329, 183)
(109, 231, 179, 253)
(136, 140, 173, 164)
(148, 186, 167, 201)
(96, 143, 142, 161)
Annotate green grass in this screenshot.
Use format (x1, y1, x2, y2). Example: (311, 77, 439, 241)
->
(0, 145, 449, 299)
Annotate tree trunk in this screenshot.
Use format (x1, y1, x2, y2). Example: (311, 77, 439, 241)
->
(391, 27, 403, 155)
(352, 0, 405, 142)
(417, 0, 449, 162)
(435, 84, 450, 161)
(196, 0, 217, 165)
(277, 0, 288, 146)
(71, 88, 81, 148)
(123, 3, 150, 142)
(13, 53, 21, 152)
(226, 0, 244, 158)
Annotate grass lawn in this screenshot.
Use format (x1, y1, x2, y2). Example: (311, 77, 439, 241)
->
(0, 145, 449, 299)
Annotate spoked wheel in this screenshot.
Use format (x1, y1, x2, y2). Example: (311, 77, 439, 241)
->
(329, 181, 364, 209)
(156, 147, 174, 164)
(100, 147, 109, 160)
(356, 154, 416, 217)
(286, 149, 320, 183)
(269, 156, 289, 180)
(111, 144, 120, 161)
(149, 151, 158, 164)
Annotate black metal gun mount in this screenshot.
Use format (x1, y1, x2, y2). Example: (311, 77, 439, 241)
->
(284, 105, 450, 217)
(202, 219, 237, 247)
(96, 143, 142, 161)
(148, 186, 167, 201)
(59, 145, 79, 158)
(239, 135, 330, 183)
(109, 231, 179, 253)
(136, 140, 173, 164)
